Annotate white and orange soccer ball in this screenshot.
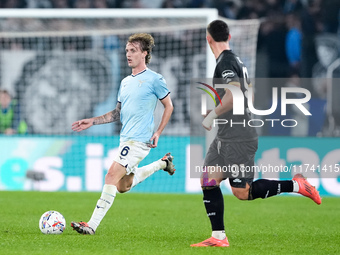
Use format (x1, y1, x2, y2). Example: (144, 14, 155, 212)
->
(39, 210, 66, 234)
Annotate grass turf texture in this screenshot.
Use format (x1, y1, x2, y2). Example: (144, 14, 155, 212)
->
(0, 191, 339, 255)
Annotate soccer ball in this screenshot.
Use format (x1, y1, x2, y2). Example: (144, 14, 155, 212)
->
(39, 210, 66, 234)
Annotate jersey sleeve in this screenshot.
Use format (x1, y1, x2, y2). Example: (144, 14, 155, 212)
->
(219, 60, 240, 85)
(153, 75, 170, 100)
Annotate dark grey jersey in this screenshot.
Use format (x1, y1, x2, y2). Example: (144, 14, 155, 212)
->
(213, 50, 258, 142)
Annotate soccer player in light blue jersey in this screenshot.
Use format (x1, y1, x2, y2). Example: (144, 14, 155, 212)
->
(70, 33, 175, 235)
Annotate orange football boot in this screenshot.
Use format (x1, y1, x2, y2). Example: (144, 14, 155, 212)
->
(191, 236, 229, 247)
(293, 174, 321, 205)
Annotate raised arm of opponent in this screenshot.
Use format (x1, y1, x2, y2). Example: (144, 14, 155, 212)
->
(71, 102, 121, 132)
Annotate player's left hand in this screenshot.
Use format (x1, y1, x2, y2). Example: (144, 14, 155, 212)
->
(202, 109, 218, 131)
(203, 109, 212, 118)
(202, 123, 212, 131)
(148, 132, 160, 148)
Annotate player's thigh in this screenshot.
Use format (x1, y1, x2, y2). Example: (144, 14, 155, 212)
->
(105, 161, 129, 185)
(219, 140, 258, 189)
(202, 138, 225, 186)
(114, 140, 151, 175)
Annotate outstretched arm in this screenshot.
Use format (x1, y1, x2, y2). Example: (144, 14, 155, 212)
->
(92, 102, 121, 125)
(72, 102, 121, 132)
(148, 94, 173, 148)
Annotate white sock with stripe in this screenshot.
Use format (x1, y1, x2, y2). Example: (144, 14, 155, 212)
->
(88, 184, 117, 231)
(292, 180, 299, 192)
(212, 230, 226, 240)
(131, 159, 166, 188)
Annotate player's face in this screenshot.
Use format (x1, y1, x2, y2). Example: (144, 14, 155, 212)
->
(206, 32, 214, 53)
(125, 42, 147, 69)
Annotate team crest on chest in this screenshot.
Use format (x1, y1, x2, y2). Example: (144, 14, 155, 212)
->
(139, 80, 146, 87)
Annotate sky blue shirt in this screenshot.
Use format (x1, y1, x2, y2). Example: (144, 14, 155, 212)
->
(117, 68, 170, 143)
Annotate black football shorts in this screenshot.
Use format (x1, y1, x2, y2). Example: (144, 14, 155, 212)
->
(203, 138, 258, 188)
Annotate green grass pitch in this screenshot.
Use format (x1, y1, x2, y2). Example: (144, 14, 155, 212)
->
(0, 191, 339, 255)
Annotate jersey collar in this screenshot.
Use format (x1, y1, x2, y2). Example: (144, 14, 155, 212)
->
(216, 50, 232, 64)
(131, 68, 147, 77)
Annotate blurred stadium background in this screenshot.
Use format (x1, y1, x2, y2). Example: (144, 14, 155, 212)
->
(0, 0, 340, 197)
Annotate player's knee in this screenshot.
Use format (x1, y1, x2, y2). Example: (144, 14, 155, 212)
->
(105, 171, 115, 183)
(200, 177, 222, 187)
(116, 184, 131, 193)
(232, 187, 249, 200)
(117, 187, 129, 193)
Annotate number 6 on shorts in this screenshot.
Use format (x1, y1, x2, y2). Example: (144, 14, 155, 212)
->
(121, 146, 130, 156)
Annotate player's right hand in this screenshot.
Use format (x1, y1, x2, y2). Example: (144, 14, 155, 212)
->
(71, 119, 93, 132)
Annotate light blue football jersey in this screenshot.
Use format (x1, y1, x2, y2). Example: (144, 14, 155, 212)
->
(117, 68, 170, 143)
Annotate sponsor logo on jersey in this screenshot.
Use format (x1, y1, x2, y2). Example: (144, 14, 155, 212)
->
(233, 178, 242, 183)
(222, 70, 235, 80)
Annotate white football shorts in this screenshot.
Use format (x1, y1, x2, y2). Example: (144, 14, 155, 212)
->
(114, 140, 151, 174)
